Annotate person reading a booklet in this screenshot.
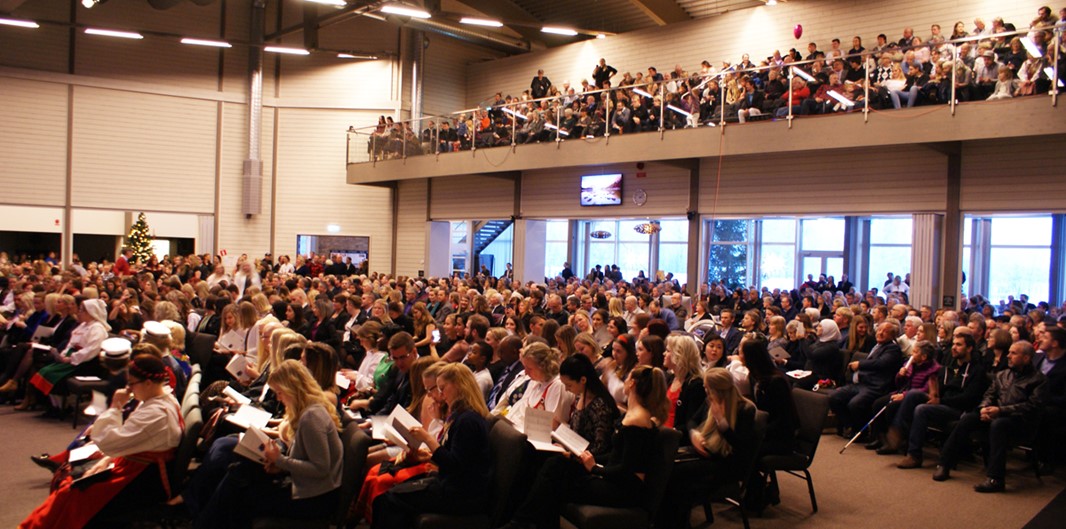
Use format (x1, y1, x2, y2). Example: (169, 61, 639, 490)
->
(656, 367, 758, 528)
(493, 342, 574, 433)
(559, 354, 619, 459)
(182, 360, 343, 529)
(20, 354, 182, 529)
(371, 363, 492, 529)
(498, 365, 668, 529)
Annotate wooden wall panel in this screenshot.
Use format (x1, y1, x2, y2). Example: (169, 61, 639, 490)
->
(395, 179, 429, 276)
(522, 162, 688, 219)
(699, 146, 948, 216)
(960, 136, 1066, 212)
(467, 0, 1044, 108)
(422, 37, 504, 117)
(431, 175, 514, 220)
(217, 102, 274, 257)
(274, 108, 393, 272)
(70, 86, 217, 212)
(0, 78, 68, 206)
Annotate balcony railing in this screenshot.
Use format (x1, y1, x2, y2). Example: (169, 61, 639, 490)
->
(346, 26, 1063, 167)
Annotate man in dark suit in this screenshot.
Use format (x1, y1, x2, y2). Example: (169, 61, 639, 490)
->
(719, 308, 743, 356)
(829, 320, 904, 436)
(1036, 328, 1066, 474)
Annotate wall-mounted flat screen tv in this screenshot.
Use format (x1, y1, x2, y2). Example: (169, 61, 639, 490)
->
(580, 174, 623, 206)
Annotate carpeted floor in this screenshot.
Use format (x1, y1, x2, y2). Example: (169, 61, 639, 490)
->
(2, 404, 1063, 529)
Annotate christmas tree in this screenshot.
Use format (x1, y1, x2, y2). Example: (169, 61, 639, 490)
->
(126, 212, 154, 263)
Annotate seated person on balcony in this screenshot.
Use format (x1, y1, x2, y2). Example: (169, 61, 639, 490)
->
(801, 72, 846, 114)
(736, 76, 765, 123)
(829, 320, 904, 438)
(933, 340, 1046, 492)
(531, 69, 552, 99)
(610, 98, 631, 135)
(630, 95, 651, 132)
(774, 77, 810, 117)
(986, 66, 1020, 100)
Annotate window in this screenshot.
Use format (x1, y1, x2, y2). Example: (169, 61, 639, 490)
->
(965, 215, 1054, 306)
(450, 221, 468, 275)
(868, 217, 912, 293)
(543, 220, 570, 279)
(761, 219, 797, 290)
(658, 219, 689, 286)
(707, 219, 752, 288)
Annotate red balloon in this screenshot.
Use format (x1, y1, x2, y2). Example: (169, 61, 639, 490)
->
(793, 24, 803, 39)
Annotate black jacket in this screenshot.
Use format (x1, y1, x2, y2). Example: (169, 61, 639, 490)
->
(980, 363, 1046, 423)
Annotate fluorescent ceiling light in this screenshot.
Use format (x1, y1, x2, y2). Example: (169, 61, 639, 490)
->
(542, 26, 578, 36)
(265, 46, 310, 55)
(827, 90, 855, 107)
(791, 67, 815, 82)
(181, 37, 232, 48)
(632, 88, 653, 98)
(338, 53, 378, 59)
(460, 17, 503, 27)
(667, 104, 692, 117)
(1020, 37, 1043, 58)
(0, 17, 40, 28)
(326, 224, 341, 233)
(85, 28, 144, 39)
(380, 3, 431, 19)
(596, 33, 606, 39)
(766, 0, 778, 5)
(306, 0, 346, 5)
(501, 107, 527, 120)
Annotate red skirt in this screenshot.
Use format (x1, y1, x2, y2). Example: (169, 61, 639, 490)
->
(353, 460, 431, 523)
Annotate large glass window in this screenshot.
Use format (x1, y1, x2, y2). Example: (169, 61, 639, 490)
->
(708, 219, 753, 288)
(658, 219, 689, 286)
(450, 221, 468, 275)
(988, 216, 1052, 304)
(761, 219, 797, 290)
(869, 217, 912, 291)
(543, 220, 570, 279)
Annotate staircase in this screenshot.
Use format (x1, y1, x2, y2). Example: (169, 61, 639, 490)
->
(473, 219, 513, 256)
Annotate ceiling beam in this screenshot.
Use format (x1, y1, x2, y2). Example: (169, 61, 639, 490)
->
(627, 0, 690, 26)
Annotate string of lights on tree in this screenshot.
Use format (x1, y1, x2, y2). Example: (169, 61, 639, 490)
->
(125, 212, 154, 263)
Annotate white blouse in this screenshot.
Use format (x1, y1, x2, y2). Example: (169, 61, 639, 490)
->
(94, 393, 182, 457)
(67, 321, 109, 366)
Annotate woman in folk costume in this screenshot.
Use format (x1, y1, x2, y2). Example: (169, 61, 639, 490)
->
(21, 354, 183, 529)
(30, 298, 111, 411)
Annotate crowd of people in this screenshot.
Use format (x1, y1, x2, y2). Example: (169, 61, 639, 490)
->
(357, 7, 1066, 159)
(0, 245, 1064, 528)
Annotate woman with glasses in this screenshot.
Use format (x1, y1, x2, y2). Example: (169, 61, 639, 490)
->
(21, 354, 182, 529)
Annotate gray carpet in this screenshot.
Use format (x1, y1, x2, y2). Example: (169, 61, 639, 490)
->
(2, 404, 1062, 529)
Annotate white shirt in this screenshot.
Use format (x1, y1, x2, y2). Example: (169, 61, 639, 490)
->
(348, 350, 387, 392)
(94, 393, 182, 457)
(67, 321, 109, 365)
(502, 376, 574, 434)
(473, 368, 493, 401)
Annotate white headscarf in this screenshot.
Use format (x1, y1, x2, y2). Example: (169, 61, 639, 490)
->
(818, 319, 841, 343)
(82, 298, 112, 332)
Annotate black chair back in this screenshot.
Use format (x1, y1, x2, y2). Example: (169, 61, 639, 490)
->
(642, 427, 683, 515)
(488, 420, 531, 525)
(791, 388, 830, 461)
(169, 406, 203, 494)
(186, 331, 217, 368)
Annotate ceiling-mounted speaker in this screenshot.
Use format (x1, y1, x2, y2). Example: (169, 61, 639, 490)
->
(147, 0, 182, 9)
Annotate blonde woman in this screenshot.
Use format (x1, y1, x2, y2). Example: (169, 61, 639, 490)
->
(664, 334, 706, 432)
(658, 367, 757, 527)
(194, 360, 343, 528)
(494, 342, 574, 431)
(607, 297, 624, 319)
(372, 363, 492, 528)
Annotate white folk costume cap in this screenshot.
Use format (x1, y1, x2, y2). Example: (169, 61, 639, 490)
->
(101, 337, 133, 360)
(143, 320, 172, 337)
(82, 298, 111, 332)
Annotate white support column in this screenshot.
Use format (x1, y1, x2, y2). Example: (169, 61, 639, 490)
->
(425, 221, 451, 278)
(517, 219, 546, 284)
(911, 213, 943, 309)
